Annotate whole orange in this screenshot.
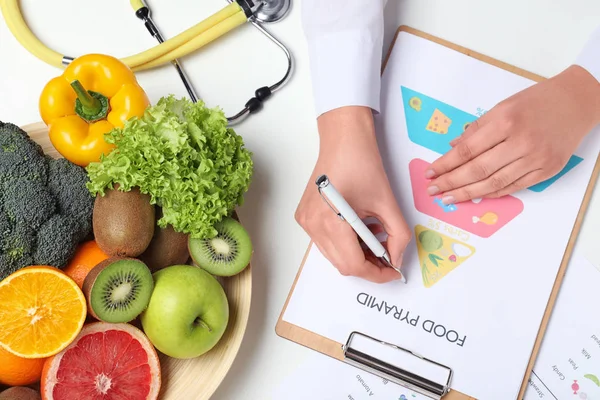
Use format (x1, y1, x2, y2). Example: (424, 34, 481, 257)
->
(63, 241, 109, 289)
(0, 346, 46, 386)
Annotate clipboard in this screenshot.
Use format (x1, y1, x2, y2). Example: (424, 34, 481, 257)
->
(276, 25, 600, 399)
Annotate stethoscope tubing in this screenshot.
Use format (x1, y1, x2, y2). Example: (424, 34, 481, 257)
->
(226, 14, 294, 124)
(0, 0, 294, 125)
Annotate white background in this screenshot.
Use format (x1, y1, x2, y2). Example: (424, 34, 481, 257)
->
(1, 1, 600, 399)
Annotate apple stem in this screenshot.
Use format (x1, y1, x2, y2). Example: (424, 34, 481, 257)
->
(195, 317, 212, 333)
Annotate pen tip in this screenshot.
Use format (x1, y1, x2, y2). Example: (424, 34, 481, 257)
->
(400, 274, 407, 284)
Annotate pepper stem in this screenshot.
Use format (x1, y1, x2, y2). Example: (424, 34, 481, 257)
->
(70, 80, 110, 123)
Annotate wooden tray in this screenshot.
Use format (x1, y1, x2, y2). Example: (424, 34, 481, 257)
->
(22, 121, 253, 400)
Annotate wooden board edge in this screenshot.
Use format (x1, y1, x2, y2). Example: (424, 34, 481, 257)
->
(385, 26, 546, 83)
(516, 152, 600, 398)
(277, 25, 596, 399)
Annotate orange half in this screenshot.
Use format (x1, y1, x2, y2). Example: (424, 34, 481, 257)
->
(0, 266, 87, 359)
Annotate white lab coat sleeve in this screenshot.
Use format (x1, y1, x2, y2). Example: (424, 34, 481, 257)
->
(575, 24, 600, 83)
(301, 0, 387, 117)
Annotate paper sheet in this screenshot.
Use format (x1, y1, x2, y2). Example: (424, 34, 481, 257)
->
(524, 254, 600, 400)
(272, 352, 428, 400)
(281, 30, 600, 399)
(274, 253, 600, 400)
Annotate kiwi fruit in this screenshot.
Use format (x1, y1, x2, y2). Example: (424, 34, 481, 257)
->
(93, 185, 155, 257)
(189, 217, 252, 277)
(0, 387, 41, 400)
(139, 208, 190, 271)
(83, 257, 154, 323)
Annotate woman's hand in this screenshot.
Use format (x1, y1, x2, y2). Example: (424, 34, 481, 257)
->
(425, 65, 600, 204)
(295, 106, 411, 283)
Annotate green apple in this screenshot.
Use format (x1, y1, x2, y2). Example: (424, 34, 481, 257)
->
(140, 264, 229, 359)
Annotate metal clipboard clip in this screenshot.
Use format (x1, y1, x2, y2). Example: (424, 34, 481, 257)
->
(341, 331, 453, 400)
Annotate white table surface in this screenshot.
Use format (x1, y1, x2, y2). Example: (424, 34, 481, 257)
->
(1, 1, 599, 399)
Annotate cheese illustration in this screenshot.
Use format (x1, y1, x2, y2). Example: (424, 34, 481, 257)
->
(426, 109, 452, 134)
(415, 224, 476, 288)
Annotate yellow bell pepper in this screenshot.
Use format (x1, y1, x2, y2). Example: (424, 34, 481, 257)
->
(39, 54, 150, 167)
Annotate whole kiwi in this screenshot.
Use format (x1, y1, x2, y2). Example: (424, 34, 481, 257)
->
(0, 387, 41, 400)
(139, 207, 190, 271)
(93, 185, 155, 257)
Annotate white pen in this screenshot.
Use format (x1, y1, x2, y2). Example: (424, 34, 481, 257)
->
(315, 175, 406, 283)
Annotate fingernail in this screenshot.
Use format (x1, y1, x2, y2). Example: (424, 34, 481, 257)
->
(442, 195, 455, 205)
(427, 185, 439, 195)
(424, 169, 435, 178)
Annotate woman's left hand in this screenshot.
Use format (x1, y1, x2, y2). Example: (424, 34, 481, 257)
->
(425, 65, 600, 204)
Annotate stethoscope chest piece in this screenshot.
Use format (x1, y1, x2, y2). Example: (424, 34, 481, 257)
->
(253, 0, 291, 23)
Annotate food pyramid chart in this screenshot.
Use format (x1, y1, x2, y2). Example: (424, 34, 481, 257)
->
(401, 85, 584, 192)
(415, 224, 476, 288)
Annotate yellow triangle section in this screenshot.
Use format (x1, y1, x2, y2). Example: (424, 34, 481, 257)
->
(415, 225, 476, 288)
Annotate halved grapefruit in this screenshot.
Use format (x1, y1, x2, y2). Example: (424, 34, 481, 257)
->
(40, 322, 161, 400)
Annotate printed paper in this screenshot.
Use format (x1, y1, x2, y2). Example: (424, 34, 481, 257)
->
(523, 254, 600, 400)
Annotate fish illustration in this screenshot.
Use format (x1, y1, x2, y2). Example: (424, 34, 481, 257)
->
(573, 380, 580, 394)
(433, 197, 457, 212)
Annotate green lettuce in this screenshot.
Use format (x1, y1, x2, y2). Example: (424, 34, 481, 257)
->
(85, 96, 253, 239)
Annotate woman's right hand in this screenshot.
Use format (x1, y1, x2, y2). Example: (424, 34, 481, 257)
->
(295, 106, 412, 283)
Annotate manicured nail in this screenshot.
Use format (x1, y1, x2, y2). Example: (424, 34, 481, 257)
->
(427, 185, 439, 195)
(424, 169, 435, 178)
(442, 195, 455, 205)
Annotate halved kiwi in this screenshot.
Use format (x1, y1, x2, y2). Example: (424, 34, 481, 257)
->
(189, 217, 253, 277)
(83, 257, 154, 323)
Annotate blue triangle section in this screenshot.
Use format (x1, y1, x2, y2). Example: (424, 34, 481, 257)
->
(400, 86, 584, 193)
(528, 155, 584, 192)
(401, 86, 477, 155)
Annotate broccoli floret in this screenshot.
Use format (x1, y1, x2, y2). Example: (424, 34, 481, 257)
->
(0, 227, 33, 260)
(33, 215, 80, 268)
(0, 204, 10, 238)
(0, 225, 35, 280)
(47, 158, 94, 237)
(2, 179, 56, 231)
(0, 121, 48, 184)
(0, 254, 34, 281)
(0, 121, 95, 278)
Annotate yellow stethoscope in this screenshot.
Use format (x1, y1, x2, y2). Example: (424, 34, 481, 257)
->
(0, 0, 293, 124)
